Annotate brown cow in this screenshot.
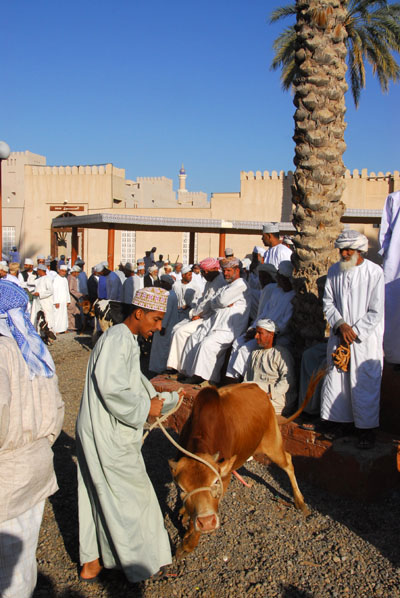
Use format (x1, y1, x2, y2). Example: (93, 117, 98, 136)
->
(169, 371, 324, 558)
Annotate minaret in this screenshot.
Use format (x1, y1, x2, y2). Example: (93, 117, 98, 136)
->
(178, 164, 187, 192)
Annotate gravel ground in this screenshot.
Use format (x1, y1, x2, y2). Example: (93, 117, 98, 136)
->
(33, 333, 400, 598)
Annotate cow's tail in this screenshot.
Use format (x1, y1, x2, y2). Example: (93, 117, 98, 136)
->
(284, 367, 326, 425)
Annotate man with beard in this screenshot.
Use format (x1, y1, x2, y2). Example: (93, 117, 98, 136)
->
(320, 230, 384, 449)
(166, 257, 225, 373)
(178, 257, 250, 385)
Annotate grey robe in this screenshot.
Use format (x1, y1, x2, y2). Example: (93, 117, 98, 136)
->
(76, 323, 179, 582)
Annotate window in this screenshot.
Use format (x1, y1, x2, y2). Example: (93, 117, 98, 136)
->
(121, 231, 136, 264)
(2, 226, 16, 257)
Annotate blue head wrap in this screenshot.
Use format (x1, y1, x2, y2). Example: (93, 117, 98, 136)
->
(0, 281, 55, 379)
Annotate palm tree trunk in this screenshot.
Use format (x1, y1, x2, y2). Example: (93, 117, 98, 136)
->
(291, 0, 348, 346)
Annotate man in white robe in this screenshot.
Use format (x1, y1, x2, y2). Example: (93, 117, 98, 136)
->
(227, 261, 295, 379)
(244, 319, 297, 415)
(320, 230, 384, 449)
(261, 222, 292, 268)
(179, 257, 251, 384)
(31, 264, 55, 333)
(53, 265, 70, 334)
(149, 275, 179, 373)
(0, 282, 64, 598)
(166, 257, 226, 373)
(191, 263, 206, 291)
(379, 190, 400, 364)
(173, 265, 200, 322)
(76, 287, 183, 583)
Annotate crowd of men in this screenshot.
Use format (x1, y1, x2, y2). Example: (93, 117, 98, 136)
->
(1, 189, 399, 594)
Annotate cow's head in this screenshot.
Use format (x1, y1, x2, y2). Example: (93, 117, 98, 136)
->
(80, 297, 94, 316)
(169, 452, 236, 534)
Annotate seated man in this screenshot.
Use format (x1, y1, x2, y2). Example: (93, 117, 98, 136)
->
(173, 265, 200, 322)
(227, 260, 295, 380)
(166, 257, 225, 373)
(179, 257, 251, 384)
(244, 318, 296, 416)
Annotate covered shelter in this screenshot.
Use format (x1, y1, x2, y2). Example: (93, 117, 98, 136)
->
(51, 209, 382, 269)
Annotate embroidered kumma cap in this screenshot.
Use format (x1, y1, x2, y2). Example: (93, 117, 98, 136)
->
(132, 287, 169, 312)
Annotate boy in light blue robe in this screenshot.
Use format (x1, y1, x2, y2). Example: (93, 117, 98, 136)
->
(76, 287, 183, 583)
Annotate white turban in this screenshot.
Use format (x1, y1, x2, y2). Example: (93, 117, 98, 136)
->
(241, 258, 251, 270)
(253, 246, 266, 255)
(71, 265, 81, 273)
(24, 258, 34, 266)
(256, 319, 278, 333)
(125, 262, 135, 272)
(278, 261, 294, 278)
(182, 265, 192, 274)
(59, 265, 68, 271)
(94, 263, 104, 273)
(335, 230, 368, 252)
(0, 264, 9, 272)
(262, 223, 279, 234)
(148, 265, 158, 273)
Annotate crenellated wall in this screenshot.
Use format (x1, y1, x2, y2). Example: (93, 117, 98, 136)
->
(2, 149, 398, 268)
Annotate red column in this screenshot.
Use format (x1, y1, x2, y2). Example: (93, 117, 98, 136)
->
(107, 227, 115, 271)
(71, 228, 78, 266)
(219, 231, 226, 257)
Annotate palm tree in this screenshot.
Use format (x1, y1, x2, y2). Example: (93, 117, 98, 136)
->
(271, 1, 400, 107)
(269, 1, 400, 347)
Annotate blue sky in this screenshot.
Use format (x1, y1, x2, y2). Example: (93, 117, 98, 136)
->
(1, 0, 399, 197)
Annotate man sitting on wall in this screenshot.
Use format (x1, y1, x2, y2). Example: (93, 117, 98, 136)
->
(178, 257, 251, 385)
(244, 318, 297, 416)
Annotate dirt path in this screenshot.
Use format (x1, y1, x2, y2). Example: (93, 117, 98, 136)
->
(33, 333, 400, 598)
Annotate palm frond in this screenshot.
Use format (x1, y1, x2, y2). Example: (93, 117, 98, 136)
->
(269, 5, 297, 24)
(270, 0, 400, 106)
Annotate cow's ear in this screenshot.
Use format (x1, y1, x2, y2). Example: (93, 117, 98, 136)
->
(219, 455, 237, 477)
(212, 452, 220, 462)
(168, 459, 178, 473)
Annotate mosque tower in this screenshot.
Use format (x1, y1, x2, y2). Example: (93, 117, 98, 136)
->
(178, 164, 187, 192)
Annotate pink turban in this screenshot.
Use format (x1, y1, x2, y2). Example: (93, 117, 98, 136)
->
(199, 257, 220, 271)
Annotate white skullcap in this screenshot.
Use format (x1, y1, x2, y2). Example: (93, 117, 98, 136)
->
(241, 258, 251, 270)
(148, 265, 158, 273)
(256, 319, 278, 333)
(71, 265, 81, 273)
(278, 260, 294, 278)
(253, 246, 266, 255)
(258, 263, 278, 280)
(182, 265, 192, 274)
(94, 263, 105, 273)
(262, 223, 279, 234)
(24, 258, 34, 265)
(59, 265, 68, 271)
(137, 259, 145, 264)
(125, 262, 135, 272)
(224, 248, 234, 257)
(334, 230, 368, 252)
(37, 264, 47, 271)
(37, 254, 45, 260)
